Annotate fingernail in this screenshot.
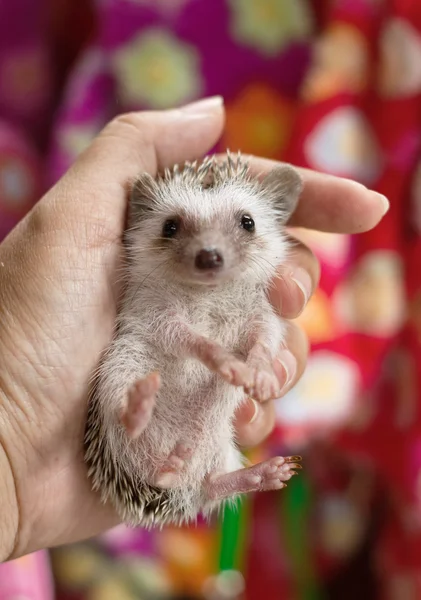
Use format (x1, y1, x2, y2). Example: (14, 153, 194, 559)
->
(181, 96, 224, 114)
(375, 192, 390, 216)
(249, 399, 260, 423)
(247, 398, 260, 424)
(349, 181, 390, 217)
(275, 350, 296, 390)
(290, 267, 312, 309)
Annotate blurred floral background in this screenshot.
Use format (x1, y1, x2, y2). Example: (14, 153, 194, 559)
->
(2, 0, 421, 598)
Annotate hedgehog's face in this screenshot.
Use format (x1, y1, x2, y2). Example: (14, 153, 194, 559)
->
(153, 206, 274, 286)
(126, 163, 302, 288)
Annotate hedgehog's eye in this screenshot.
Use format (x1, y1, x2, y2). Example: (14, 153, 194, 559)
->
(162, 218, 179, 238)
(241, 215, 255, 232)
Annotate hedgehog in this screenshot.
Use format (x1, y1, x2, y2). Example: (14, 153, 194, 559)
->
(84, 152, 303, 528)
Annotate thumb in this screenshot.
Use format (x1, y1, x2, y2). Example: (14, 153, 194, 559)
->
(38, 97, 225, 238)
(69, 96, 225, 189)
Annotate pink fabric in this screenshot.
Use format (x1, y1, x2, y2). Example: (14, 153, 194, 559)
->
(0, 551, 54, 600)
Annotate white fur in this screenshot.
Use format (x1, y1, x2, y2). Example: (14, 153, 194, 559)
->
(87, 160, 301, 525)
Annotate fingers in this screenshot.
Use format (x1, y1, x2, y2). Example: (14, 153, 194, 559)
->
(235, 399, 277, 450)
(269, 232, 321, 319)
(289, 167, 389, 233)
(234, 322, 308, 448)
(273, 321, 309, 396)
(230, 155, 389, 234)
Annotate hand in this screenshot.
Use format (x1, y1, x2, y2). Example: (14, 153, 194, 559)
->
(0, 97, 388, 561)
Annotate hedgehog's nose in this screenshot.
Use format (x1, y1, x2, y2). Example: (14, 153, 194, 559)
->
(195, 248, 224, 270)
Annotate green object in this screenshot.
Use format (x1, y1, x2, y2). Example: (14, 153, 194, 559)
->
(280, 472, 324, 600)
(218, 495, 250, 572)
(216, 455, 324, 599)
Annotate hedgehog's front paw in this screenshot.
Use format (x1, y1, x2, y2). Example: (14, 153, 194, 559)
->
(245, 364, 281, 402)
(215, 355, 254, 388)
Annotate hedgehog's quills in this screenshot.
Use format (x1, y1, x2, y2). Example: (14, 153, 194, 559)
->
(84, 152, 303, 527)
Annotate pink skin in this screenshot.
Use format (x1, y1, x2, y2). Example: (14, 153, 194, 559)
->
(153, 442, 194, 488)
(186, 334, 254, 388)
(120, 372, 160, 439)
(205, 456, 302, 501)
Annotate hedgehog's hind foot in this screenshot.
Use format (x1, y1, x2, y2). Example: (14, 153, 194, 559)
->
(204, 456, 302, 501)
(120, 372, 160, 439)
(153, 441, 194, 489)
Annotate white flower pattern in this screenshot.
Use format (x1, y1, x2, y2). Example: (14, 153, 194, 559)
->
(304, 106, 383, 185)
(275, 351, 360, 428)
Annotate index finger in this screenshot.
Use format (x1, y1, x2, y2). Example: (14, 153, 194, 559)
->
(247, 157, 389, 234)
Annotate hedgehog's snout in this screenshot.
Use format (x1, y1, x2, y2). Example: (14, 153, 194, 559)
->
(195, 247, 224, 271)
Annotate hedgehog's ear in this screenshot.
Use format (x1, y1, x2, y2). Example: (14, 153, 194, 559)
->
(260, 164, 303, 224)
(128, 173, 159, 227)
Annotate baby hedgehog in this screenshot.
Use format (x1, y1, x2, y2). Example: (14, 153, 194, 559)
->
(84, 152, 303, 528)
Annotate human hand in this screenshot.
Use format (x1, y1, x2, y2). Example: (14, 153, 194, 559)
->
(0, 97, 388, 560)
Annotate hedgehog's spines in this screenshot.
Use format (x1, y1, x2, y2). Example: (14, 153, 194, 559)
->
(84, 376, 191, 528)
(158, 152, 251, 190)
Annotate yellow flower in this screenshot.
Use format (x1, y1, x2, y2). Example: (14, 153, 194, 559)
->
(113, 29, 203, 108)
(223, 84, 296, 158)
(228, 0, 313, 56)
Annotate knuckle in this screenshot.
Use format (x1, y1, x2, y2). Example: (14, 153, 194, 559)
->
(104, 112, 155, 149)
(110, 111, 146, 130)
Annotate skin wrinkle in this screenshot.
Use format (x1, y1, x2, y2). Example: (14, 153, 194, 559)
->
(0, 363, 28, 561)
(0, 341, 38, 424)
(0, 430, 19, 561)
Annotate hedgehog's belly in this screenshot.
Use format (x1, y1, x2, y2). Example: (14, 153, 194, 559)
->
(136, 372, 243, 484)
(141, 379, 241, 454)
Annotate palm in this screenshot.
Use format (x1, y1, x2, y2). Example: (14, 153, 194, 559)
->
(3, 184, 129, 552)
